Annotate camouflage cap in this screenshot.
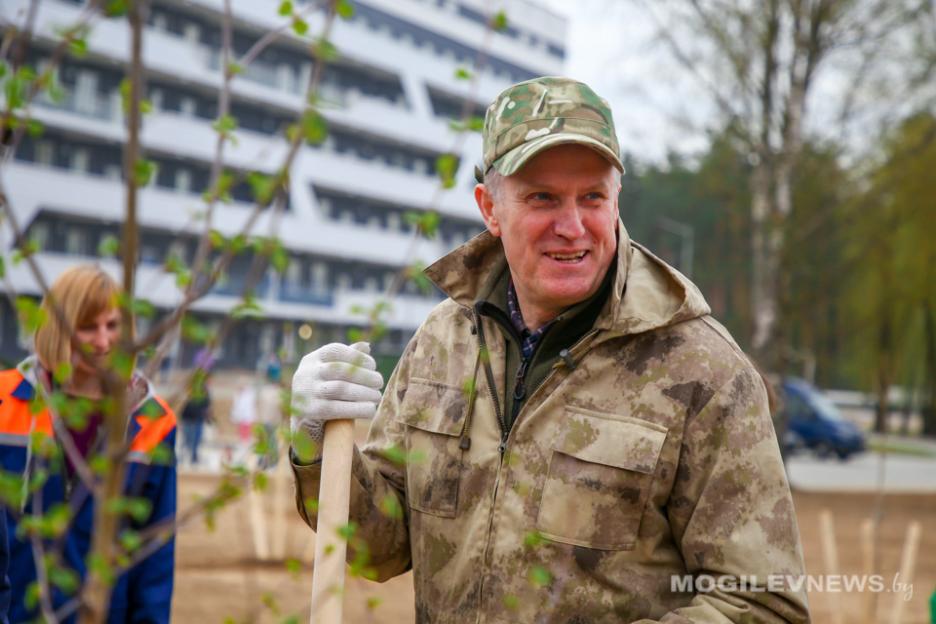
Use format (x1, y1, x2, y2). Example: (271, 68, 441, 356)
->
(480, 76, 623, 179)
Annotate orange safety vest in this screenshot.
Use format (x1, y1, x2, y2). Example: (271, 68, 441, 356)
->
(0, 368, 176, 457)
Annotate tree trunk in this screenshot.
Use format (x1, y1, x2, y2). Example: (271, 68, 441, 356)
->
(922, 301, 936, 437)
(873, 313, 893, 434)
(750, 161, 778, 360)
(78, 379, 132, 623)
(79, 1, 146, 620)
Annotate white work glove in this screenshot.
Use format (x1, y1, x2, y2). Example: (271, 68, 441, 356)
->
(291, 342, 384, 447)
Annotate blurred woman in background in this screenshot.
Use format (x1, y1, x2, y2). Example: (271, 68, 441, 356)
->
(0, 265, 176, 623)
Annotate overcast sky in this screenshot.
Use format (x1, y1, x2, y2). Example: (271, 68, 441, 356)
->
(536, 1, 927, 164)
(539, 0, 714, 163)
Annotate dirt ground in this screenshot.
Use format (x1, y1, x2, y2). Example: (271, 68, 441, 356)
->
(171, 468, 935, 623)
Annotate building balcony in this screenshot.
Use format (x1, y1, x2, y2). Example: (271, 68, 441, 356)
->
(1, 162, 253, 233)
(278, 285, 335, 307)
(36, 89, 118, 123)
(210, 272, 271, 299)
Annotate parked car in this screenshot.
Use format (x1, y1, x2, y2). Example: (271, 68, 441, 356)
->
(780, 378, 866, 460)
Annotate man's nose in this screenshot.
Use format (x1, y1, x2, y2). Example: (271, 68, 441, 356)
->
(553, 200, 586, 239)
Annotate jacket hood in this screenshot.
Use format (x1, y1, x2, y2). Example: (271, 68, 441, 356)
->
(425, 219, 710, 337)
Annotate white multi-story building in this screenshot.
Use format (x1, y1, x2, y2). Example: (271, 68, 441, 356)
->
(0, 0, 566, 368)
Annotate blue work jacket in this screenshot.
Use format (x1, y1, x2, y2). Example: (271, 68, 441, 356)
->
(0, 363, 176, 623)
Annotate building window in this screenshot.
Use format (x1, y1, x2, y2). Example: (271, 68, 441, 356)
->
(180, 96, 196, 117)
(30, 222, 50, 251)
(547, 43, 566, 59)
(183, 22, 200, 44)
(311, 262, 328, 291)
(298, 63, 312, 88)
(142, 243, 161, 264)
(168, 240, 188, 264)
(36, 141, 54, 166)
(65, 227, 88, 255)
(277, 64, 294, 92)
(285, 259, 302, 290)
(71, 148, 89, 173)
(175, 169, 192, 193)
(74, 70, 99, 116)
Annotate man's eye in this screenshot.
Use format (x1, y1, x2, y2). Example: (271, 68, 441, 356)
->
(584, 192, 605, 201)
(529, 192, 553, 202)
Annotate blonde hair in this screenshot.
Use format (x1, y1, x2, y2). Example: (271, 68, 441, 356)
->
(34, 265, 120, 374)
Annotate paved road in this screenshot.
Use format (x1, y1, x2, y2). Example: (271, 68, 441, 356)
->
(787, 451, 936, 492)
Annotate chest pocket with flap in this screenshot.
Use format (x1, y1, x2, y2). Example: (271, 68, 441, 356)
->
(400, 378, 467, 518)
(536, 408, 667, 550)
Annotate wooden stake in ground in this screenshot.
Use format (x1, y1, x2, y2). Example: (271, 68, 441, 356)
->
(860, 518, 876, 624)
(247, 462, 270, 561)
(819, 509, 843, 624)
(271, 453, 290, 561)
(309, 419, 355, 623)
(889, 521, 921, 624)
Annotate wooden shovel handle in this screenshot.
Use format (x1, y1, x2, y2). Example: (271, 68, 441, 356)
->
(309, 419, 355, 623)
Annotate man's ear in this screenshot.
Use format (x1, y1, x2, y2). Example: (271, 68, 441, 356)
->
(474, 183, 501, 237)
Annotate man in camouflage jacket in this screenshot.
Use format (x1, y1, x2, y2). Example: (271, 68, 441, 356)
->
(291, 77, 810, 623)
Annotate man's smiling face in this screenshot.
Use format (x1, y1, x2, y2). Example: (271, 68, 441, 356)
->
(475, 143, 620, 328)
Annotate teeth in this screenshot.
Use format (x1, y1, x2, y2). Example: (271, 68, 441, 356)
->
(548, 251, 586, 260)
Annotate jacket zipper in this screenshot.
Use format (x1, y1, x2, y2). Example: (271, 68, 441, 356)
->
(512, 328, 600, 433)
(510, 354, 535, 429)
(512, 357, 530, 403)
(475, 302, 543, 448)
(470, 311, 600, 622)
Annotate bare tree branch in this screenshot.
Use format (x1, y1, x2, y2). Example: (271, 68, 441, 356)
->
(80, 0, 148, 619)
(189, 0, 235, 289)
(134, 5, 345, 360)
(363, 7, 502, 340)
(28, 485, 60, 624)
(237, 2, 323, 70)
(1, 0, 105, 163)
(1, 0, 40, 67)
(637, 1, 750, 148)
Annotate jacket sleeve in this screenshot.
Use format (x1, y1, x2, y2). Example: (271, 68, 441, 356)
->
(127, 428, 177, 623)
(291, 338, 416, 582)
(635, 365, 810, 624)
(0, 505, 9, 624)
